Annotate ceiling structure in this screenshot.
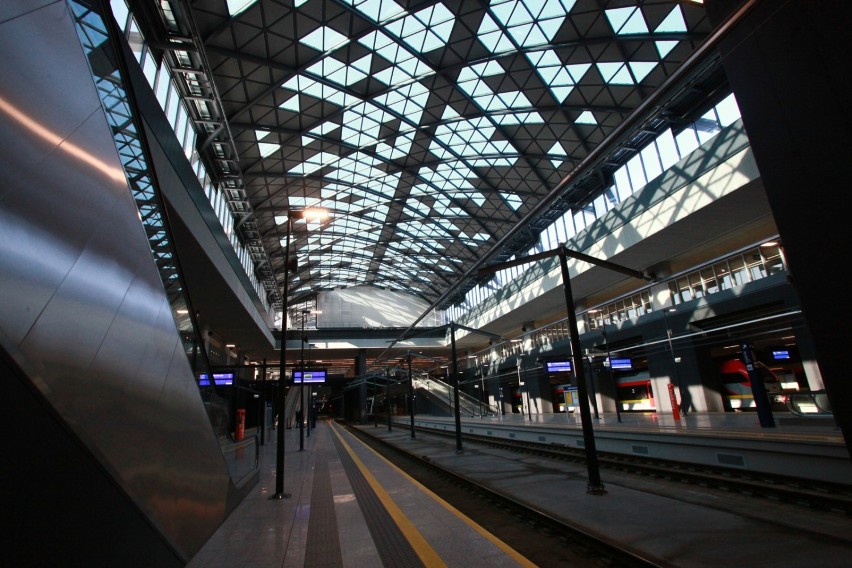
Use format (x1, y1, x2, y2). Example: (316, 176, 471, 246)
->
(137, 0, 717, 317)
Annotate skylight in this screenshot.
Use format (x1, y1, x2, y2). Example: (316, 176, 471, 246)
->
(299, 26, 349, 52)
(226, 0, 259, 17)
(384, 3, 455, 53)
(341, 0, 406, 23)
(605, 7, 648, 35)
(198, 0, 714, 304)
(482, 0, 576, 50)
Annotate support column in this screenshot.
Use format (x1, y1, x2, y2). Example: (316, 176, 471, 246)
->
(707, 0, 852, 455)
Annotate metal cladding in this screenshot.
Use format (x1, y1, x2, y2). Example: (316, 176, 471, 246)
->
(0, 3, 232, 561)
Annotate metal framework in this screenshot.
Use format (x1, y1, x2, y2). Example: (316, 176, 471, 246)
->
(131, 0, 720, 314)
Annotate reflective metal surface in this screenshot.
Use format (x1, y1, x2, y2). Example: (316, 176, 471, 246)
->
(0, 2, 232, 559)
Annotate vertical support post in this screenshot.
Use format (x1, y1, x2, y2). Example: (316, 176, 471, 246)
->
(273, 219, 291, 499)
(387, 369, 392, 432)
(408, 351, 415, 439)
(742, 343, 776, 428)
(259, 359, 266, 446)
(600, 321, 621, 423)
(587, 358, 600, 419)
(559, 250, 605, 495)
(663, 308, 686, 417)
(299, 314, 305, 450)
(522, 355, 532, 421)
(451, 323, 463, 452)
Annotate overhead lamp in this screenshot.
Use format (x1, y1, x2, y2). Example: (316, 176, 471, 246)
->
(301, 208, 328, 221)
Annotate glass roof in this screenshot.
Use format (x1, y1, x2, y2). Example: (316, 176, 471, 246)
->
(183, 0, 711, 309)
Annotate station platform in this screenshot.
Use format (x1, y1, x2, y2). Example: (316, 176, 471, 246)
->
(412, 409, 844, 441)
(187, 419, 534, 567)
(404, 411, 850, 484)
(188, 415, 851, 567)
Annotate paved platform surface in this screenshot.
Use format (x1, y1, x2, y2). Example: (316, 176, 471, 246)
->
(409, 410, 844, 442)
(188, 414, 851, 567)
(187, 420, 534, 567)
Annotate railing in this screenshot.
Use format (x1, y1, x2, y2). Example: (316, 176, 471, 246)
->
(414, 376, 499, 417)
(785, 391, 833, 416)
(221, 435, 259, 487)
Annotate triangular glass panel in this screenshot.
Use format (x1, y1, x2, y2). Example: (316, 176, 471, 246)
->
(300, 26, 349, 52)
(629, 61, 656, 83)
(575, 110, 596, 124)
(656, 6, 687, 33)
(656, 40, 678, 58)
(258, 142, 279, 158)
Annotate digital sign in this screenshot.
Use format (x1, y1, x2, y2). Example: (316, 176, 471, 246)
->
(198, 372, 234, 386)
(545, 360, 572, 373)
(293, 369, 327, 383)
(772, 350, 791, 360)
(609, 358, 633, 370)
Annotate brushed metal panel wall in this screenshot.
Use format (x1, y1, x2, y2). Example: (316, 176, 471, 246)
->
(0, 2, 232, 560)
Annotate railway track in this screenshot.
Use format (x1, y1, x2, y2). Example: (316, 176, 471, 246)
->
(406, 421, 852, 516)
(345, 423, 665, 568)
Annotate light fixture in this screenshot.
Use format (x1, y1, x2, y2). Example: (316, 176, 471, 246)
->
(301, 208, 329, 222)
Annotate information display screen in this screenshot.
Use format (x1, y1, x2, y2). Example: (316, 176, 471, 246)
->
(293, 369, 327, 383)
(609, 358, 632, 370)
(198, 372, 234, 386)
(545, 360, 572, 373)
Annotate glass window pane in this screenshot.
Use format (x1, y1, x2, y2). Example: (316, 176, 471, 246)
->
(563, 212, 576, 240)
(762, 244, 785, 275)
(555, 214, 568, 243)
(746, 248, 767, 281)
(715, 93, 741, 127)
(714, 261, 733, 290)
(675, 126, 699, 157)
(689, 272, 704, 298)
(640, 143, 663, 183)
(184, 128, 196, 160)
(142, 48, 158, 89)
(614, 165, 632, 197)
(166, 84, 180, 126)
(593, 194, 608, 218)
(696, 109, 721, 144)
(573, 210, 586, 233)
(128, 18, 143, 62)
(604, 186, 619, 208)
(546, 223, 560, 248)
(110, 0, 130, 33)
(155, 63, 170, 111)
(655, 129, 680, 170)
(676, 276, 692, 302)
(700, 267, 719, 295)
(175, 104, 188, 145)
(626, 153, 647, 191)
(668, 281, 681, 305)
(641, 290, 652, 313)
(729, 255, 748, 286)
